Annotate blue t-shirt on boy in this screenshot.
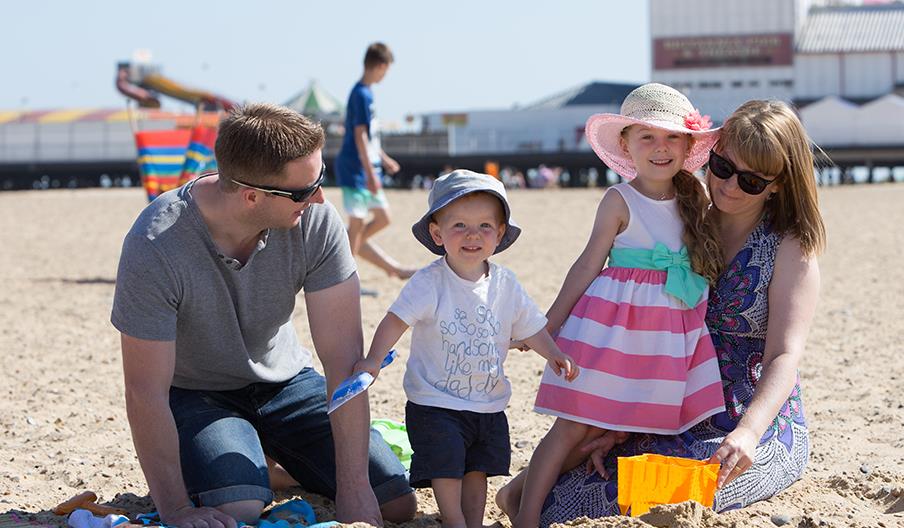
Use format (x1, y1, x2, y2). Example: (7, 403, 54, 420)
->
(335, 81, 382, 189)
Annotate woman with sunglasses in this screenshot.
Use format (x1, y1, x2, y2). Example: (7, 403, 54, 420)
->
(532, 99, 826, 524)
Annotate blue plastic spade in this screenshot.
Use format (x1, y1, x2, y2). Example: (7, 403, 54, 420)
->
(327, 349, 397, 414)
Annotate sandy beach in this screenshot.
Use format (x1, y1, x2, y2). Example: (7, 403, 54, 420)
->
(1, 184, 902, 528)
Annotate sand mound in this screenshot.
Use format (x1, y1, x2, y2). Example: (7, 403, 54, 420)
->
(2, 185, 904, 528)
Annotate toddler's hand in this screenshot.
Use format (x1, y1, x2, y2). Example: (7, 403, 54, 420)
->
(509, 339, 530, 351)
(547, 352, 579, 382)
(353, 356, 382, 381)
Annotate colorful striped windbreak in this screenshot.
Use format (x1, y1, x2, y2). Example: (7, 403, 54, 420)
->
(178, 126, 218, 186)
(134, 129, 191, 201)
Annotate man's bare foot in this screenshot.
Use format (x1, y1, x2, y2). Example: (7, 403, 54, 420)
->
(494, 480, 520, 521)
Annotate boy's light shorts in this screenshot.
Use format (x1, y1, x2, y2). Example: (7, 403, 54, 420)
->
(341, 186, 390, 218)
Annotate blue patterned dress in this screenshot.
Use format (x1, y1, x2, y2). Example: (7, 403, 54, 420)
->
(539, 218, 810, 526)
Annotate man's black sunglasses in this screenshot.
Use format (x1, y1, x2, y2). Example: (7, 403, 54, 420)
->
(233, 163, 326, 203)
(707, 150, 776, 196)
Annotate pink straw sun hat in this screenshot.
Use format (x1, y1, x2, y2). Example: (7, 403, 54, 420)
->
(585, 83, 719, 181)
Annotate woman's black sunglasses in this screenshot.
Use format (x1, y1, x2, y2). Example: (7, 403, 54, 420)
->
(707, 150, 775, 195)
(233, 163, 326, 203)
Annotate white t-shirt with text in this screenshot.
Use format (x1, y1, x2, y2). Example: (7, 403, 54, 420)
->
(390, 257, 547, 413)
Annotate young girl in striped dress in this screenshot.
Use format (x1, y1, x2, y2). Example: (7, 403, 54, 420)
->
(510, 83, 727, 527)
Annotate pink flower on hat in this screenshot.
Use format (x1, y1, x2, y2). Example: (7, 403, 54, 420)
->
(684, 110, 712, 131)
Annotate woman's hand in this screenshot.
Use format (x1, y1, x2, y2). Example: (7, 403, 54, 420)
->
(580, 430, 630, 478)
(708, 426, 759, 488)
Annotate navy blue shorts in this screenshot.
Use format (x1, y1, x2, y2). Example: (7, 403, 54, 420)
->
(169, 367, 412, 506)
(404, 401, 511, 488)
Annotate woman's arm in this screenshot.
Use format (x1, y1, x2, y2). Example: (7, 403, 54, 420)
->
(545, 190, 627, 333)
(710, 236, 820, 488)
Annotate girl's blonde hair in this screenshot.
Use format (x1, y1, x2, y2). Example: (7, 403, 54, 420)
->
(717, 100, 826, 256)
(621, 127, 723, 284)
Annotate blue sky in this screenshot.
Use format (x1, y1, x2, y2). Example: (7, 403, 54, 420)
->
(3, 1, 650, 123)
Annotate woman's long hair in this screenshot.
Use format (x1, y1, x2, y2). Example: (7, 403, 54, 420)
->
(718, 100, 826, 256)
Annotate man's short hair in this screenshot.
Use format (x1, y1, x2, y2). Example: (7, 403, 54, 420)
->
(364, 42, 394, 69)
(215, 103, 325, 191)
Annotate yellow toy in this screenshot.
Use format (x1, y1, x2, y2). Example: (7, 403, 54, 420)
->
(617, 454, 719, 516)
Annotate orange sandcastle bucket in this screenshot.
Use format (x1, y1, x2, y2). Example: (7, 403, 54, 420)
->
(617, 454, 719, 516)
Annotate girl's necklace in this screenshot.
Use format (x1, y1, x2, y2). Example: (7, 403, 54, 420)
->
(629, 181, 674, 201)
(638, 187, 675, 200)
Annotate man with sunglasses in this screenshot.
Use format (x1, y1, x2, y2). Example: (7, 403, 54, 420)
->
(112, 103, 416, 528)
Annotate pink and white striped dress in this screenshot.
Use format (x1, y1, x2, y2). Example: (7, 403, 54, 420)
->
(534, 183, 725, 434)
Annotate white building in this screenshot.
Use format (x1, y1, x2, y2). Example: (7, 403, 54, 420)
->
(419, 82, 638, 156)
(793, 2, 904, 148)
(795, 3, 904, 102)
(651, 0, 904, 154)
(650, 0, 810, 122)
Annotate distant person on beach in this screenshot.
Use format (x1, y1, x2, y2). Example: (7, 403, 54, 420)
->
(335, 42, 414, 280)
(111, 103, 416, 528)
(501, 99, 825, 525)
(354, 170, 579, 528)
(500, 83, 726, 528)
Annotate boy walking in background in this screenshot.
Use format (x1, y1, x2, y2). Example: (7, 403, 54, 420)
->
(335, 42, 414, 280)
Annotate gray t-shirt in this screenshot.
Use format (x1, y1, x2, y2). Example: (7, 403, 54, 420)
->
(111, 176, 357, 390)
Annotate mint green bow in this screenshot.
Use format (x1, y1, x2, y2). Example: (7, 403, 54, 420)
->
(608, 243, 708, 307)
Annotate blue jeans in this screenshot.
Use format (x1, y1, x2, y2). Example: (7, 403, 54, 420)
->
(169, 367, 412, 507)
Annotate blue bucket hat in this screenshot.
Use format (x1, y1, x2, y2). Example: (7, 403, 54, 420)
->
(411, 169, 521, 256)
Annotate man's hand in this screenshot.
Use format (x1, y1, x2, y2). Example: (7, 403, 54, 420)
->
(335, 485, 383, 527)
(161, 505, 238, 528)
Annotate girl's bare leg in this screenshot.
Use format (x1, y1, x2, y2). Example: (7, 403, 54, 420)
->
(512, 418, 590, 528)
(496, 426, 609, 521)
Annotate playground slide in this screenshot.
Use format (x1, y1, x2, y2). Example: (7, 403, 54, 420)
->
(140, 73, 236, 111)
(116, 63, 161, 108)
(116, 62, 237, 111)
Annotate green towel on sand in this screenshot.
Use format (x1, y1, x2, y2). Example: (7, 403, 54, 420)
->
(371, 419, 412, 470)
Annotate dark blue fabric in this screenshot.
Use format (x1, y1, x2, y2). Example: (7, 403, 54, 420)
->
(169, 367, 412, 506)
(336, 82, 374, 188)
(404, 401, 511, 488)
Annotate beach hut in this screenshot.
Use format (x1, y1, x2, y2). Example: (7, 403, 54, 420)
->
(855, 94, 904, 146)
(800, 96, 860, 147)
